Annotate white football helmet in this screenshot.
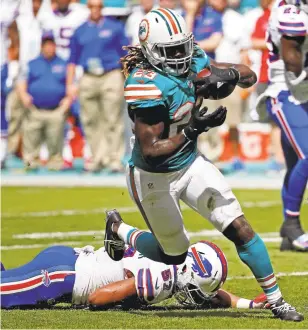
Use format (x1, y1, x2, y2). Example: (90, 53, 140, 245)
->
(175, 241, 228, 307)
(138, 8, 194, 76)
(285, 0, 308, 13)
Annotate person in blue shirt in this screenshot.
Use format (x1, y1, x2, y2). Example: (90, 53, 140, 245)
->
(66, 0, 129, 173)
(17, 31, 72, 170)
(182, 0, 223, 59)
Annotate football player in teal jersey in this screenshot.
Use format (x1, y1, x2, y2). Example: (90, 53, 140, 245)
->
(105, 8, 303, 321)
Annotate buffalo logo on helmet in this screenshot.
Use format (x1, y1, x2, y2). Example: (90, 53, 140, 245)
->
(139, 19, 150, 42)
(41, 269, 51, 287)
(188, 247, 212, 278)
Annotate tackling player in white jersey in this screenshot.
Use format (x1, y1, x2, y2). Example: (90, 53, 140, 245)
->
(257, 0, 308, 252)
(1, 241, 266, 310)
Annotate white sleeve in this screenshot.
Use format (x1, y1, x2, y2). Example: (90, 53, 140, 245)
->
(276, 5, 308, 37)
(135, 264, 177, 305)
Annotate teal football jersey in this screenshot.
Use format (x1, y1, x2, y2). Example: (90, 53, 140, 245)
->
(124, 47, 210, 173)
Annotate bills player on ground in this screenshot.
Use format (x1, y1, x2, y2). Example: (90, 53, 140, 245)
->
(0, 241, 265, 310)
(104, 8, 303, 321)
(257, 0, 308, 252)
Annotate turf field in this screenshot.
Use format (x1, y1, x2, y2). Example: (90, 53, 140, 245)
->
(1, 187, 308, 329)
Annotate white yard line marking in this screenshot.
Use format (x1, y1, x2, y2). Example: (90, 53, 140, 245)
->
(2, 200, 281, 219)
(0, 241, 83, 250)
(4, 231, 282, 251)
(13, 229, 280, 240)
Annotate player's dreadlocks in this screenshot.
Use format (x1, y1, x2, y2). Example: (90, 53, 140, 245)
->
(121, 45, 151, 78)
(121, 43, 204, 78)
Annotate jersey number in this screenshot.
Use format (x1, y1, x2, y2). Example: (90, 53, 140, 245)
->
(161, 269, 172, 291)
(59, 27, 74, 48)
(169, 102, 194, 137)
(133, 69, 157, 80)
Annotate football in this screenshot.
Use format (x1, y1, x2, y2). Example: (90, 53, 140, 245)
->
(196, 68, 237, 100)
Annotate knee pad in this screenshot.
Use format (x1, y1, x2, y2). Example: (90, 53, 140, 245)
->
(159, 249, 188, 265)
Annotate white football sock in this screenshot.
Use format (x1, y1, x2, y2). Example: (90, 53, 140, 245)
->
(117, 222, 135, 244)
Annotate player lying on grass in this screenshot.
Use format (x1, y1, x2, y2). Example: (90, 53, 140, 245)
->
(0, 241, 266, 310)
(104, 7, 303, 321)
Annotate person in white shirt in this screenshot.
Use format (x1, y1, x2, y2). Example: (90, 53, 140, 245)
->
(41, 0, 89, 61)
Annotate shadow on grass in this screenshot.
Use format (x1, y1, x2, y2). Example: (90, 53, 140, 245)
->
(127, 306, 270, 319)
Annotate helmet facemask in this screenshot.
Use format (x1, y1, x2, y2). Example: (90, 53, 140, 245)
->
(174, 264, 216, 307)
(142, 33, 194, 76)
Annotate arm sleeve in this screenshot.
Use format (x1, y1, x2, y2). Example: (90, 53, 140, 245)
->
(117, 23, 130, 58)
(124, 76, 165, 109)
(277, 5, 308, 37)
(135, 265, 177, 305)
(213, 12, 223, 34)
(68, 30, 81, 65)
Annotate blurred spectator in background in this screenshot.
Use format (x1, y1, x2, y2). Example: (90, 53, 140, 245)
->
(67, 0, 128, 173)
(8, 0, 44, 157)
(42, 0, 89, 61)
(17, 32, 71, 170)
(126, 0, 154, 45)
(251, 0, 273, 97)
(182, 0, 223, 59)
(251, 0, 284, 171)
(41, 0, 89, 168)
(201, 0, 246, 169)
(1, 0, 20, 169)
(159, 0, 179, 10)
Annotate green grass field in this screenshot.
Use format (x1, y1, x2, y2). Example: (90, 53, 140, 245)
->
(1, 187, 308, 329)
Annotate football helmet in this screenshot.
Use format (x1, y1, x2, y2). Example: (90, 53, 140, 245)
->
(284, 0, 308, 13)
(138, 8, 194, 76)
(174, 241, 228, 307)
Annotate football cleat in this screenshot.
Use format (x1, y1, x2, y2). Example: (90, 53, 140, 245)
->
(270, 298, 304, 321)
(280, 218, 308, 251)
(104, 209, 125, 261)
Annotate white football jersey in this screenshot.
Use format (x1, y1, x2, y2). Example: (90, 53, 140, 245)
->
(0, 0, 20, 66)
(17, 13, 43, 67)
(72, 246, 177, 306)
(122, 247, 177, 305)
(72, 246, 126, 305)
(267, 1, 308, 93)
(41, 4, 89, 60)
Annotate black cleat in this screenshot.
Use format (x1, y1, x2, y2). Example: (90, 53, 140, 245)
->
(280, 237, 294, 251)
(280, 217, 308, 251)
(104, 209, 125, 261)
(270, 298, 304, 322)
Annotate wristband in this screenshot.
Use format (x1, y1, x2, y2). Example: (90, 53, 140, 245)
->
(183, 127, 198, 141)
(236, 298, 254, 309)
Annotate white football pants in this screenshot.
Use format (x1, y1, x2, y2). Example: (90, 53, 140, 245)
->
(126, 155, 243, 256)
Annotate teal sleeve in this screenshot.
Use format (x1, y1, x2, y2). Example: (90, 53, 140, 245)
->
(124, 70, 166, 109)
